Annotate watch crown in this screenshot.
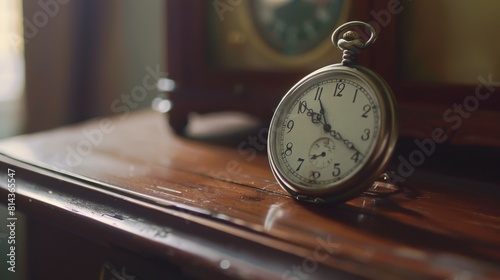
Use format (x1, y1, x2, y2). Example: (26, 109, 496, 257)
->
(332, 21, 378, 65)
(342, 30, 360, 41)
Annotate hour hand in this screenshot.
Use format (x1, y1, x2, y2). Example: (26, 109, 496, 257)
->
(303, 99, 330, 129)
(304, 105, 322, 124)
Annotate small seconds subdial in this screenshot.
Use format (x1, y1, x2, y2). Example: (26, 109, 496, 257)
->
(309, 138, 335, 168)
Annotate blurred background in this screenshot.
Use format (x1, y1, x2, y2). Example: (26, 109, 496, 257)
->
(0, 2, 498, 279)
(0, 3, 164, 278)
(0, 0, 165, 139)
(2, 0, 500, 142)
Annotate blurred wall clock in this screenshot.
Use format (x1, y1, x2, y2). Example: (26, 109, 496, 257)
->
(251, 0, 346, 56)
(209, 0, 351, 71)
(166, 0, 367, 133)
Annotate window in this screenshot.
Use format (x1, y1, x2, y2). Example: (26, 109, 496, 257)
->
(0, 0, 24, 139)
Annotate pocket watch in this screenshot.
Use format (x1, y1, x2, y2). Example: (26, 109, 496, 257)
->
(267, 21, 398, 204)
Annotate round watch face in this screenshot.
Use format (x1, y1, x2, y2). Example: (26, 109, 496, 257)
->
(268, 64, 397, 202)
(250, 0, 345, 56)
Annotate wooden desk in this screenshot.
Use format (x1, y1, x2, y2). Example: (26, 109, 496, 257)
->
(0, 110, 499, 279)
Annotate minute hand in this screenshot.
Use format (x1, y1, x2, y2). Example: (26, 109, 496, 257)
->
(326, 127, 362, 156)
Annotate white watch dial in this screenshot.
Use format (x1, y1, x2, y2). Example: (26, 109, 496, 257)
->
(273, 75, 381, 190)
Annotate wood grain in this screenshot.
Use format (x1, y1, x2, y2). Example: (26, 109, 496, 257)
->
(0, 110, 499, 279)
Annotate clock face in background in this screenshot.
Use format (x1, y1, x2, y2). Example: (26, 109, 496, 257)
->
(251, 0, 345, 56)
(208, 0, 349, 71)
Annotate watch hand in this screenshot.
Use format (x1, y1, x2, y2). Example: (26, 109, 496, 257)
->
(305, 107, 322, 124)
(327, 129, 362, 156)
(310, 152, 326, 160)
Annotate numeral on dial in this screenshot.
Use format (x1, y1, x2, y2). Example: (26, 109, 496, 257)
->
(314, 87, 323, 100)
(361, 129, 370, 141)
(310, 171, 321, 179)
(298, 101, 307, 114)
(351, 152, 360, 163)
(296, 158, 305, 171)
(333, 82, 345, 97)
(286, 120, 294, 133)
(332, 163, 341, 177)
(362, 104, 372, 118)
(284, 142, 293, 156)
(352, 89, 358, 103)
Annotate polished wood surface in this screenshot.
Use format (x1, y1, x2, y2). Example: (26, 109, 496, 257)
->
(0, 110, 499, 279)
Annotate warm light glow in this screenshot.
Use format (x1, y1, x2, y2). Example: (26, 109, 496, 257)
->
(0, 0, 24, 101)
(0, 0, 25, 138)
